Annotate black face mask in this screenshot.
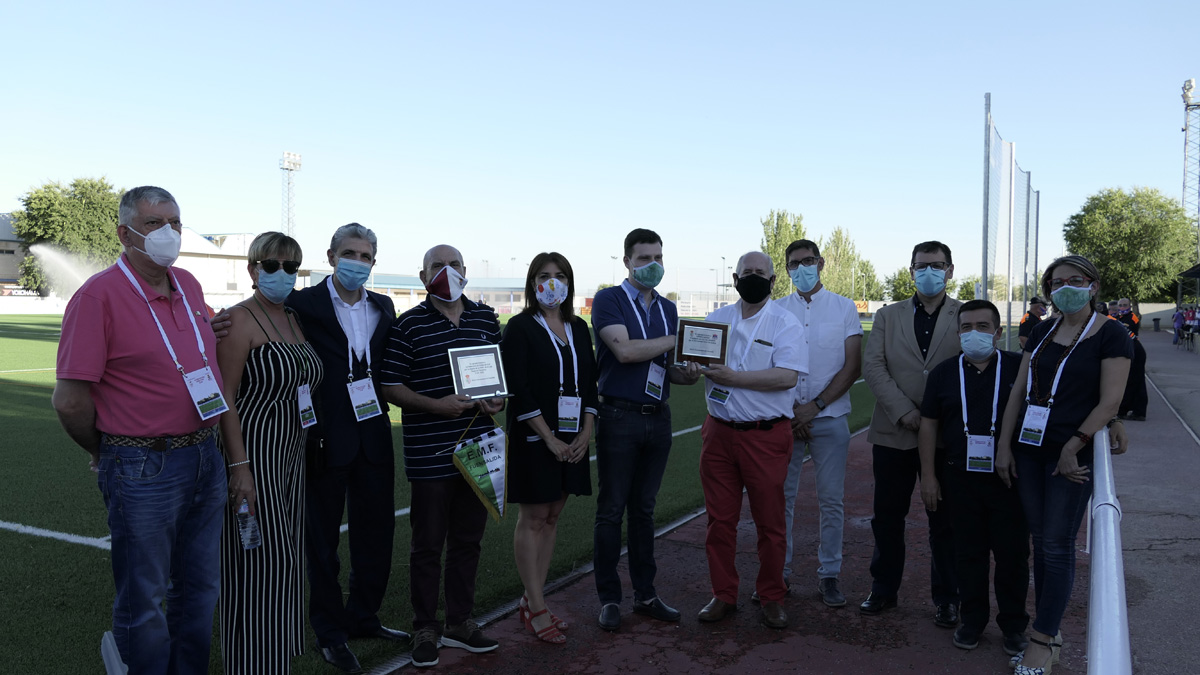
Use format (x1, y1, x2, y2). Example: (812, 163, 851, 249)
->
(735, 274, 772, 303)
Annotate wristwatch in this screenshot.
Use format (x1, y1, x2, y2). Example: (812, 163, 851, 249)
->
(813, 396, 827, 411)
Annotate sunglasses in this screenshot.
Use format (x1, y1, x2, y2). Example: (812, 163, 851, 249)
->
(256, 259, 301, 274)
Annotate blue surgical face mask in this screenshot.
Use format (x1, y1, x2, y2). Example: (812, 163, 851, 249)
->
(959, 330, 996, 361)
(256, 268, 297, 304)
(1051, 284, 1093, 315)
(335, 258, 372, 291)
(631, 261, 665, 289)
(789, 264, 820, 293)
(914, 266, 946, 296)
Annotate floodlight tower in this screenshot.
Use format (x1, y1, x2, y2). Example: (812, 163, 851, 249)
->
(280, 152, 302, 237)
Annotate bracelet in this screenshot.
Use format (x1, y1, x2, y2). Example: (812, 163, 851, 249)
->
(1107, 417, 1123, 427)
(228, 459, 251, 468)
(1074, 430, 1092, 444)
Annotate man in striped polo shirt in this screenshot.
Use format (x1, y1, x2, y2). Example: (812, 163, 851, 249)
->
(381, 244, 504, 668)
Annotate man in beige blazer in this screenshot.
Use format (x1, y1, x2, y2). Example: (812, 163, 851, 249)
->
(860, 241, 962, 628)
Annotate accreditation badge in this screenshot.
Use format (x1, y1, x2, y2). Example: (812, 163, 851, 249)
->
(966, 435, 995, 473)
(557, 395, 582, 433)
(184, 366, 229, 421)
(347, 377, 383, 422)
(707, 386, 731, 406)
(645, 362, 666, 400)
(298, 384, 317, 429)
(1019, 404, 1050, 447)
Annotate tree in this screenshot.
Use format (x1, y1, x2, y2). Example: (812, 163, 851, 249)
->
(1063, 187, 1195, 302)
(884, 267, 916, 302)
(759, 209, 807, 299)
(666, 291, 678, 302)
(11, 178, 122, 294)
(956, 274, 981, 301)
(813, 227, 885, 301)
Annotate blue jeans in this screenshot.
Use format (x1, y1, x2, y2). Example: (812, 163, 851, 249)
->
(593, 402, 673, 605)
(783, 414, 850, 580)
(1015, 450, 1093, 637)
(97, 434, 226, 675)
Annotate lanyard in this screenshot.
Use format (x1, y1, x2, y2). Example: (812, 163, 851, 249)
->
(1026, 311, 1097, 406)
(959, 352, 1001, 434)
(731, 304, 769, 370)
(533, 313, 579, 396)
(624, 289, 669, 364)
(116, 257, 209, 376)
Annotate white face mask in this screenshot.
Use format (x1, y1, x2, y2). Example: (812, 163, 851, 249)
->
(127, 223, 182, 267)
(535, 278, 569, 308)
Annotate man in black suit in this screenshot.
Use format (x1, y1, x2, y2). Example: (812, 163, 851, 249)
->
(287, 223, 408, 674)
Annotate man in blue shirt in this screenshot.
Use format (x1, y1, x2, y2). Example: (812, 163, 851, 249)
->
(591, 228, 699, 631)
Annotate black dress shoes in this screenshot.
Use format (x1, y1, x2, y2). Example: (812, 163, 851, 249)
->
(633, 596, 681, 622)
(934, 602, 960, 628)
(760, 601, 788, 629)
(320, 643, 363, 674)
(598, 603, 621, 631)
(697, 597, 737, 622)
(360, 625, 412, 642)
(859, 592, 898, 615)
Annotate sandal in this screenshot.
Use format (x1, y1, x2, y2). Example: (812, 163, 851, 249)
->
(1010, 631, 1062, 670)
(525, 607, 567, 644)
(1013, 633, 1062, 675)
(520, 595, 568, 631)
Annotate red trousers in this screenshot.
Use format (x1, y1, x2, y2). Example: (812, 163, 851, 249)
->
(699, 415, 793, 603)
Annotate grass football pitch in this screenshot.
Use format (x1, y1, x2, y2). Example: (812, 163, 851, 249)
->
(0, 313, 875, 674)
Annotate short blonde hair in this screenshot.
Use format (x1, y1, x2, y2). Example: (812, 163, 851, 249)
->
(248, 232, 302, 264)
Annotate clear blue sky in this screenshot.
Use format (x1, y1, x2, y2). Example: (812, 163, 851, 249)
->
(3, 1, 1196, 295)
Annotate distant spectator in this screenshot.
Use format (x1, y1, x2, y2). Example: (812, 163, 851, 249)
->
(1173, 306, 1185, 345)
(1114, 298, 1147, 421)
(1018, 297, 1048, 349)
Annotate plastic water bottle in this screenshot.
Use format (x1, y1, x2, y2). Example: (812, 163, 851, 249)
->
(237, 499, 261, 550)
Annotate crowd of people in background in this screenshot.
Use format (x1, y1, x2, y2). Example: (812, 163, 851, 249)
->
(53, 186, 1142, 675)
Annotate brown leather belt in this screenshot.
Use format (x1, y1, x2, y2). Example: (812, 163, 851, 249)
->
(711, 416, 788, 432)
(102, 427, 215, 451)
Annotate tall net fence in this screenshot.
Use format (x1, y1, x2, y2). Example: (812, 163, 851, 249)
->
(982, 94, 1040, 350)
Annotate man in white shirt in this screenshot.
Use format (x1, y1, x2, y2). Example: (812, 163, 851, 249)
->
(695, 251, 807, 630)
(775, 240, 863, 609)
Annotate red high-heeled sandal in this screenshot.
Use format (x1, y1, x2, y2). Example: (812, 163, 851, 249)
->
(519, 595, 568, 631)
(524, 607, 566, 644)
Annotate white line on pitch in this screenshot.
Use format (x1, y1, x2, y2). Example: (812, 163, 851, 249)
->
(0, 368, 55, 374)
(0, 519, 111, 550)
(1146, 374, 1200, 448)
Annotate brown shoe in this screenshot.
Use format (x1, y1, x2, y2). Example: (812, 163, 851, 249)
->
(760, 601, 788, 629)
(697, 598, 736, 623)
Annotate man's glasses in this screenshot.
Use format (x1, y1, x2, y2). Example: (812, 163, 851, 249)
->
(785, 257, 819, 270)
(1048, 276, 1091, 290)
(257, 259, 301, 274)
(911, 261, 950, 271)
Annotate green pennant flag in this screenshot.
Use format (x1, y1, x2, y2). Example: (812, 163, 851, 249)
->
(451, 429, 507, 521)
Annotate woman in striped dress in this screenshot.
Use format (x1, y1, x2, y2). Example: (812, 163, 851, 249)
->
(217, 232, 324, 674)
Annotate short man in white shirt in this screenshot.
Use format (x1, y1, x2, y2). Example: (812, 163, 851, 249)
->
(775, 240, 863, 609)
(695, 251, 807, 630)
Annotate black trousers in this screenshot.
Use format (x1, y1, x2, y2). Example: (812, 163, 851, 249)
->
(305, 451, 396, 647)
(1120, 338, 1148, 417)
(409, 476, 489, 631)
(868, 445, 958, 605)
(940, 466, 1030, 634)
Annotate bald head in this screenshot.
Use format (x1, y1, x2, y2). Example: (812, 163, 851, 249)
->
(736, 251, 774, 277)
(421, 244, 465, 282)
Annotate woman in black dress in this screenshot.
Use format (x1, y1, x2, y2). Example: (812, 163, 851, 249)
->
(502, 252, 598, 644)
(997, 255, 1131, 675)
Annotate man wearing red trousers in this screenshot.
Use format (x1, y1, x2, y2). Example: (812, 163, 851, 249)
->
(695, 251, 807, 629)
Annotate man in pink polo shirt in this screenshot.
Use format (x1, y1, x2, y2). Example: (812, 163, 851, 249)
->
(53, 186, 236, 675)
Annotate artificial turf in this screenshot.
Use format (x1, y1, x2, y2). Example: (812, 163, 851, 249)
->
(0, 313, 877, 674)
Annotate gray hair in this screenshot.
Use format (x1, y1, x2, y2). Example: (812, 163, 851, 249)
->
(736, 251, 774, 276)
(118, 186, 176, 226)
(329, 223, 378, 257)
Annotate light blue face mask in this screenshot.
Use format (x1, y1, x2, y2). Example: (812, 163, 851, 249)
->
(335, 259, 372, 291)
(257, 269, 297, 304)
(914, 266, 946, 296)
(959, 330, 996, 361)
(789, 264, 820, 293)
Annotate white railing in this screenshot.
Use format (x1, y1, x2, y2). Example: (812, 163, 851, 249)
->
(1086, 428, 1132, 675)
